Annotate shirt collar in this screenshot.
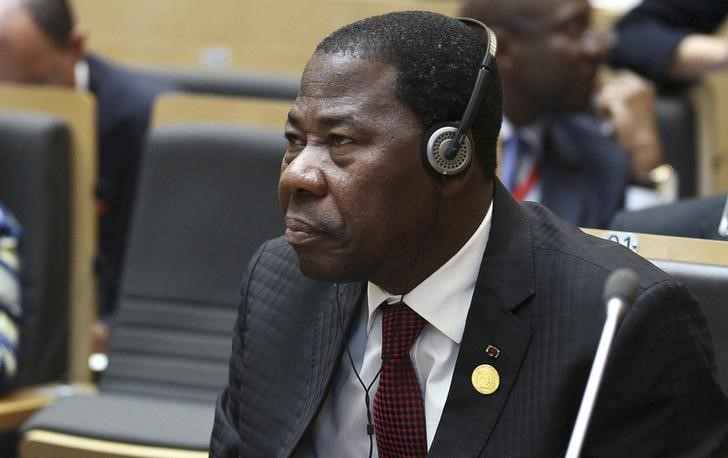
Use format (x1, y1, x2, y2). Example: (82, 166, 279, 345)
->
(367, 200, 494, 344)
(74, 59, 90, 92)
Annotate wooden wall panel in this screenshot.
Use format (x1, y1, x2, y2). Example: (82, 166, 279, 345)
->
(70, 0, 458, 73)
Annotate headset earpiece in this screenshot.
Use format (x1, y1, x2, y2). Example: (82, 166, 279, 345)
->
(421, 17, 496, 178)
(422, 122, 473, 176)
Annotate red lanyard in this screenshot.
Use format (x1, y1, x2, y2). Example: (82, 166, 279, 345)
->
(512, 164, 541, 201)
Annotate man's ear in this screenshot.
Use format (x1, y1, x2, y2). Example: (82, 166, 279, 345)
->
(67, 25, 87, 63)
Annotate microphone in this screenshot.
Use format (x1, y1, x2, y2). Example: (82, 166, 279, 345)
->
(564, 268, 639, 458)
(718, 195, 728, 237)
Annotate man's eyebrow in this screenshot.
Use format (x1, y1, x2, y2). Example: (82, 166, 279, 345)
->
(286, 109, 359, 128)
(317, 113, 358, 128)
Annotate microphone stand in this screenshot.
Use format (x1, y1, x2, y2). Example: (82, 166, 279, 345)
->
(564, 268, 637, 458)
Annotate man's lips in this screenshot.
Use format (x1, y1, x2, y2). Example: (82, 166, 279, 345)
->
(284, 217, 330, 245)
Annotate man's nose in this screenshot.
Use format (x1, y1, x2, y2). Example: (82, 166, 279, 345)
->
(279, 145, 328, 198)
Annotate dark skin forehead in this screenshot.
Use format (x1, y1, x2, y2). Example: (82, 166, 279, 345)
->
(288, 52, 423, 136)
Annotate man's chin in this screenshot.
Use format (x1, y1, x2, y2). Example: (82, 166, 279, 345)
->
(294, 255, 343, 282)
(295, 255, 366, 285)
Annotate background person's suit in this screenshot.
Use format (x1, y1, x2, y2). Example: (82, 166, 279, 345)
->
(539, 114, 630, 229)
(210, 181, 728, 457)
(87, 54, 177, 318)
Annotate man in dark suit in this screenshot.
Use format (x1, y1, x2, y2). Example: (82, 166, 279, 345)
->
(608, 0, 728, 87)
(211, 10, 728, 457)
(0, 0, 176, 346)
(460, 0, 667, 228)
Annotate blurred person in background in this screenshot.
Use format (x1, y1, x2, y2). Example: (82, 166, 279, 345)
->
(607, 0, 728, 240)
(608, 0, 728, 87)
(0, 0, 176, 352)
(0, 203, 21, 392)
(461, 0, 667, 228)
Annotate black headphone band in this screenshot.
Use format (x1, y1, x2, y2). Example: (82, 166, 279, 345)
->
(443, 17, 498, 161)
(422, 17, 498, 177)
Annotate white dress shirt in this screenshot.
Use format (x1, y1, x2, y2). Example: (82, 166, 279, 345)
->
(74, 59, 90, 91)
(304, 201, 494, 457)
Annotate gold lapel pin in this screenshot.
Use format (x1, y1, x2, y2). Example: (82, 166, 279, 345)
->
(471, 364, 500, 395)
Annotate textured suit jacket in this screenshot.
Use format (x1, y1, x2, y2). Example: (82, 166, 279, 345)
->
(87, 54, 177, 318)
(608, 0, 728, 86)
(211, 181, 728, 457)
(539, 114, 630, 230)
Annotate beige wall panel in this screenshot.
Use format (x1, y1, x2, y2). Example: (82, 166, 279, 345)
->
(151, 92, 291, 129)
(71, 0, 457, 73)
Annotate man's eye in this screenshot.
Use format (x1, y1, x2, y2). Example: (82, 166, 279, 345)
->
(285, 134, 305, 149)
(331, 135, 353, 146)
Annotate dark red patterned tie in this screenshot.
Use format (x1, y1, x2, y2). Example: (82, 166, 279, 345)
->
(373, 301, 428, 457)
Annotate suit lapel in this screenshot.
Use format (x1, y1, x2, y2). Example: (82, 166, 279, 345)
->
(280, 281, 364, 455)
(429, 182, 534, 456)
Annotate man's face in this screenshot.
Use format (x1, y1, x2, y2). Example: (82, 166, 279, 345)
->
(0, 3, 75, 85)
(279, 53, 440, 290)
(506, 0, 605, 115)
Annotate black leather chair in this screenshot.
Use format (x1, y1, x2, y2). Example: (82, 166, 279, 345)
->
(20, 123, 286, 456)
(654, 92, 697, 198)
(0, 111, 71, 387)
(140, 66, 300, 100)
(609, 194, 728, 241)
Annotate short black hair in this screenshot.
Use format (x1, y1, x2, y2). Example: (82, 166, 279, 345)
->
(315, 10, 503, 178)
(22, 0, 74, 49)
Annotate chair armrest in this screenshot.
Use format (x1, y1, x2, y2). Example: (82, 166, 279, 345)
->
(0, 383, 96, 431)
(21, 430, 209, 458)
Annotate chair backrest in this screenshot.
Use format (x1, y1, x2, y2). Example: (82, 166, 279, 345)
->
(100, 123, 286, 403)
(138, 67, 300, 100)
(655, 92, 697, 198)
(0, 111, 71, 386)
(0, 85, 97, 384)
(583, 228, 728, 394)
(609, 194, 728, 241)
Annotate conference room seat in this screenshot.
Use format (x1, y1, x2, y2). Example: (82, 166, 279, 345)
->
(583, 228, 728, 394)
(0, 111, 71, 388)
(0, 85, 98, 386)
(654, 91, 697, 198)
(139, 66, 299, 100)
(0, 112, 75, 458)
(20, 123, 286, 457)
(609, 194, 728, 241)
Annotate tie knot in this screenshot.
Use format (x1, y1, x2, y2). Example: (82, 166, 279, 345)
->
(380, 301, 426, 359)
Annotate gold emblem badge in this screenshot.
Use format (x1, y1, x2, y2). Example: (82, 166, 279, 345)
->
(471, 364, 500, 395)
